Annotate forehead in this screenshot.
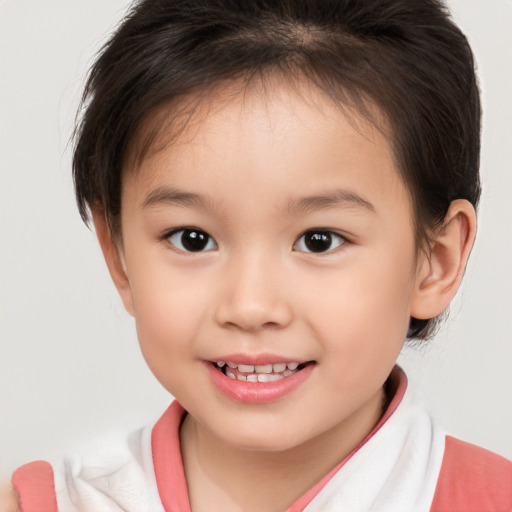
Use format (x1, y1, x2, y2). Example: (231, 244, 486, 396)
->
(123, 78, 411, 221)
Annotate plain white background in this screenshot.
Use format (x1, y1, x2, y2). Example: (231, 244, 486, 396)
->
(1, 0, 511, 478)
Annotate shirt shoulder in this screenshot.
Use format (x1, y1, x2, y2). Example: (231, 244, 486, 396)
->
(430, 435, 512, 512)
(11, 425, 166, 512)
(11, 461, 57, 512)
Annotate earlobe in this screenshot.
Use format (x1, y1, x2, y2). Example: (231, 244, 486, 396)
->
(91, 209, 135, 317)
(410, 199, 477, 320)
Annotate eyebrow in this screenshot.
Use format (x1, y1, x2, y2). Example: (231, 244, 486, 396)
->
(286, 190, 376, 215)
(141, 186, 214, 211)
(141, 186, 376, 215)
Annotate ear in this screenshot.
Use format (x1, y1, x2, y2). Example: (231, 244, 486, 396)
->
(91, 209, 135, 316)
(410, 199, 477, 320)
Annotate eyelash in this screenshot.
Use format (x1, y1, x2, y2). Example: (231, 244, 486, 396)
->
(164, 228, 217, 253)
(293, 230, 346, 254)
(163, 228, 347, 254)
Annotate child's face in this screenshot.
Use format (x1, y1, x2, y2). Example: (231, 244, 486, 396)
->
(116, 81, 423, 452)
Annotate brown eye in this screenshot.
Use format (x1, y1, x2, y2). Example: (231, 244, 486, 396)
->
(168, 228, 217, 252)
(294, 230, 345, 253)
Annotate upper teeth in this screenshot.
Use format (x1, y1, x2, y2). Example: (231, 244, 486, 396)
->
(217, 361, 299, 373)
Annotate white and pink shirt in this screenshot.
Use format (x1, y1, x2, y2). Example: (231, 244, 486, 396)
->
(12, 368, 512, 511)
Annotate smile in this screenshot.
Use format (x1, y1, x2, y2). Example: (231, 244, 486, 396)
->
(207, 358, 315, 403)
(215, 361, 303, 382)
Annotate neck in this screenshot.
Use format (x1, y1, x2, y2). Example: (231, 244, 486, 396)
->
(180, 387, 385, 512)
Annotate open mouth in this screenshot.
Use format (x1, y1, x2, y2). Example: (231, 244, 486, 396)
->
(212, 360, 312, 382)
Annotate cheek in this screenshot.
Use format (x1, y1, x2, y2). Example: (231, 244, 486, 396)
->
(303, 247, 416, 352)
(127, 266, 209, 384)
(128, 249, 205, 331)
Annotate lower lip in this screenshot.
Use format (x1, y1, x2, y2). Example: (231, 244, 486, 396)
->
(206, 362, 314, 404)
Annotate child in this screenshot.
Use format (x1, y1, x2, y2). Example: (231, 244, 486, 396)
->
(4, 0, 512, 510)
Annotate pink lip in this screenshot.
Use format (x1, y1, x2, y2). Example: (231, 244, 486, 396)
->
(205, 360, 314, 404)
(212, 353, 302, 365)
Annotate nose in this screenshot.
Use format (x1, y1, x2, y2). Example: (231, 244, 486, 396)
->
(214, 251, 293, 332)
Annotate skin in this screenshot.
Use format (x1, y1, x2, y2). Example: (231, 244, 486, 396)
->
(0, 483, 18, 512)
(92, 79, 476, 512)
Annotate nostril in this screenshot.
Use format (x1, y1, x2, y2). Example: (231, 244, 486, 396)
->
(214, 280, 293, 332)
(224, 319, 283, 331)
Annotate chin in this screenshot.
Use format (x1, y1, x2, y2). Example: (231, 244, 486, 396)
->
(216, 425, 307, 453)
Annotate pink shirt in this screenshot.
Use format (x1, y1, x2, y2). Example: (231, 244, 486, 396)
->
(12, 368, 512, 511)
